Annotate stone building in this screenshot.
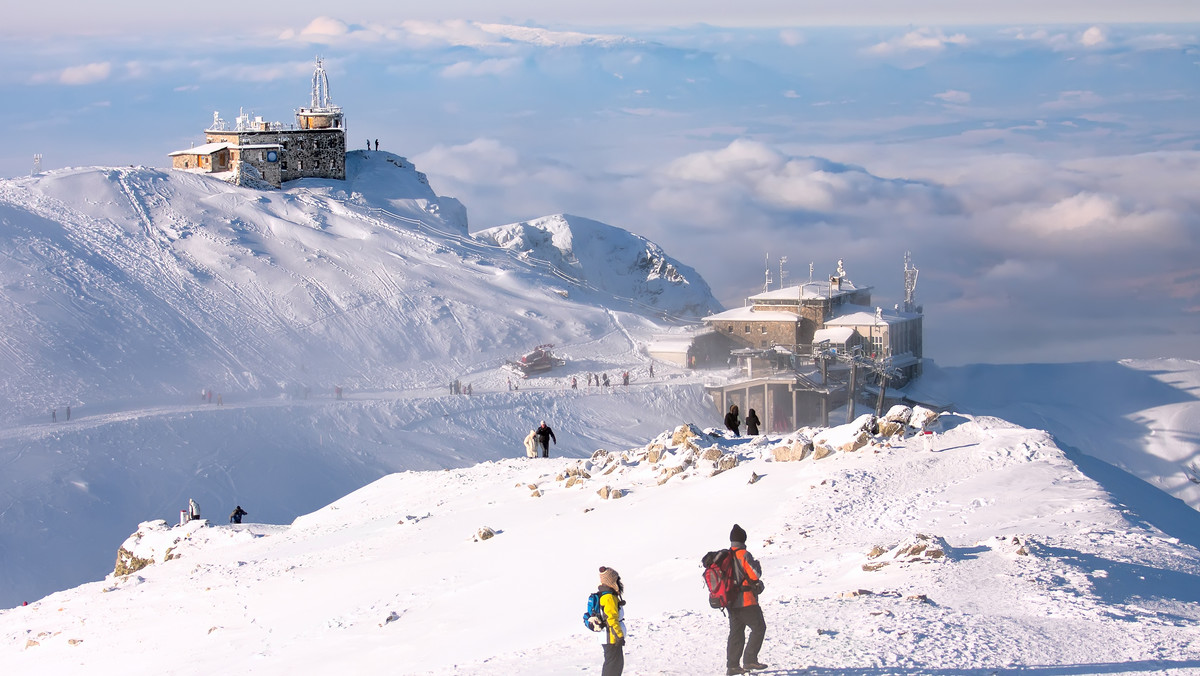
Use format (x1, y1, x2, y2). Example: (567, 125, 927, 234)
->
(702, 258, 925, 428)
(703, 261, 875, 352)
(169, 58, 346, 188)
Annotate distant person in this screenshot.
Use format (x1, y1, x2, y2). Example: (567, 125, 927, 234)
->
(594, 566, 626, 676)
(66, 406, 70, 421)
(366, 139, 370, 151)
(724, 405, 741, 436)
(230, 506, 248, 524)
(725, 524, 767, 674)
(52, 409, 56, 423)
(572, 376, 578, 390)
(745, 409, 761, 436)
(217, 394, 223, 406)
(335, 386, 343, 400)
(374, 139, 379, 151)
(188, 498, 201, 522)
(649, 363, 654, 378)
(602, 373, 610, 387)
(535, 420, 556, 458)
(622, 371, 629, 386)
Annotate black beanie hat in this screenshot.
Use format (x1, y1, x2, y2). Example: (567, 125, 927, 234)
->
(730, 523, 747, 543)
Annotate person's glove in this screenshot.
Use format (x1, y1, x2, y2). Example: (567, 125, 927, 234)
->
(753, 579, 765, 595)
(587, 617, 603, 632)
(616, 636, 625, 647)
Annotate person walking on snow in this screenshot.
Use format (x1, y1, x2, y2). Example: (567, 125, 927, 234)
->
(230, 505, 248, 524)
(602, 373, 610, 387)
(535, 420, 556, 458)
(724, 404, 741, 436)
(572, 376, 578, 390)
(745, 408, 761, 436)
(187, 498, 201, 522)
(595, 566, 626, 676)
(725, 524, 767, 674)
(622, 371, 629, 386)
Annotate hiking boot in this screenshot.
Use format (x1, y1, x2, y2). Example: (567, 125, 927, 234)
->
(726, 668, 748, 675)
(744, 662, 768, 671)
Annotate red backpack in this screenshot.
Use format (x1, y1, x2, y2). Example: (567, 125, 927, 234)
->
(701, 549, 741, 611)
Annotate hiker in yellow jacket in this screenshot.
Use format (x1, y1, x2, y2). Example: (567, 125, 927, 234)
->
(597, 565, 626, 676)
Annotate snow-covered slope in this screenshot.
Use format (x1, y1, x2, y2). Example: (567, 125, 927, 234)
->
(4, 414, 1199, 674)
(0, 154, 723, 608)
(915, 358, 1200, 513)
(0, 152, 718, 425)
(475, 214, 720, 319)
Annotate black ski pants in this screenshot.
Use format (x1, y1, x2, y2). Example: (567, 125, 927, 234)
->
(602, 642, 624, 676)
(727, 604, 766, 668)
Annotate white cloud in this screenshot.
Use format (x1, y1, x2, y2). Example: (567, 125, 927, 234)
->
(440, 58, 522, 78)
(934, 90, 971, 105)
(655, 139, 951, 216)
(779, 29, 805, 47)
(783, 90, 800, 99)
(1041, 90, 1104, 109)
(1080, 25, 1108, 47)
(414, 138, 522, 185)
(59, 62, 111, 85)
(865, 28, 970, 57)
(1017, 191, 1179, 241)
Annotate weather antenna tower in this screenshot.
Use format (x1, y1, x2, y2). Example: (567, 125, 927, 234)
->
(903, 251, 919, 313)
(31, 154, 41, 176)
(763, 252, 772, 293)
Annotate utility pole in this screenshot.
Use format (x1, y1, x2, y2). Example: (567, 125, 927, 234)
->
(846, 360, 858, 423)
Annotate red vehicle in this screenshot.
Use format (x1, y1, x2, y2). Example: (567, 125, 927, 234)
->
(505, 344, 566, 377)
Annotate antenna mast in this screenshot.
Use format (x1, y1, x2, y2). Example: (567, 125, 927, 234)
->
(903, 251, 919, 312)
(778, 256, 788, 289)
(763, 252, 772, 293)
(31, 154, 42, 176)
(312, 56, 333, 109)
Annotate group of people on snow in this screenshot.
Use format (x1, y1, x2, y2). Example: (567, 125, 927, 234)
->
(723, 404, 761, 436)
(587, 523, 767, 675)
(524, 421, 557, 458)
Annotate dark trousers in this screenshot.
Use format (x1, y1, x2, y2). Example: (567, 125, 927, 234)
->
(602, 642, 624, 676)
(539, 440, 550, 458)
(727, 604, 766, 668)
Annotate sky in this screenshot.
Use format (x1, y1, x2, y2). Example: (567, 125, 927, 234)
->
(1, 12, 1199, 365)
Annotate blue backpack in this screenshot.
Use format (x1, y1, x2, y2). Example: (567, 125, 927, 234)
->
(583, 590, 610, 631)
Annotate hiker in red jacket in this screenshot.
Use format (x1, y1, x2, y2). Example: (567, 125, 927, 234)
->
(726, 524, 767, 674)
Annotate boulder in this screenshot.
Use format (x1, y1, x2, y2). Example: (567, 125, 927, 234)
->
(701, 446, 724, 462)
(909, 406, 940, 429)
(838, 430, 870, 452)
(474, 527, 496, 541)
(590, 449, 611, 463)
(773, 439, 813, 462)
(670, 423, 703, 447)
(646, 444, 666, 464)
(597, 485, 624, 500)
(813, 445, 834, 460)
(717, 454, 738, 472)
(884, 405, 913, 424)
(877, 421, 906, 438)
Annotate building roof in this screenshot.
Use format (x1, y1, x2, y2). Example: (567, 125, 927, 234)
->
(824, 306, 921, 328)
(750, 279, 870, 303)
(703, 306, 802, 323)
(813, 327, 858, 344)
(168, 142, 231, 157)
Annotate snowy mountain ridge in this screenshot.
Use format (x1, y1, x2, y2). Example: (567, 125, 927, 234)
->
(4, 409, 1200, 674)
(0, 151, 722, 608)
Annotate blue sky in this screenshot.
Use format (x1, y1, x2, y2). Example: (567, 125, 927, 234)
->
(2, 13, 1199, 365)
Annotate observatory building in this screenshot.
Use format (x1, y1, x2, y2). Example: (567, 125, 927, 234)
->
(169, 58, 346, 188)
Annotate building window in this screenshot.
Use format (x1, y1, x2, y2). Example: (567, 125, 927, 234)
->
(727, 326, 733, 333)
(744, 324, 750, 333)
(760, 326, 768, 334)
